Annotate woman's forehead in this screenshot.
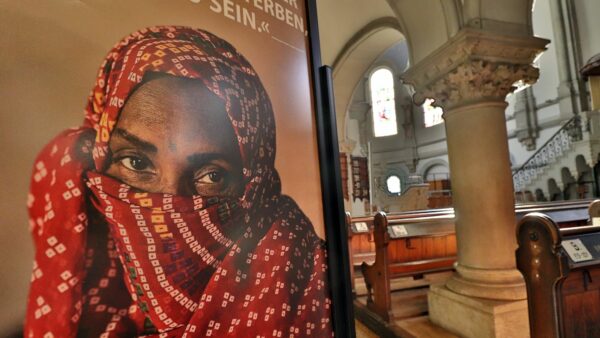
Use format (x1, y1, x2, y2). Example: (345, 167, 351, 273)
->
(123, 76, 226, 124)
(115, 76, 238, 154)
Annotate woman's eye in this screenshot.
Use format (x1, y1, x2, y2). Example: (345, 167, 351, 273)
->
(120, 156, 152, 171)
(196, 169, 225, 184)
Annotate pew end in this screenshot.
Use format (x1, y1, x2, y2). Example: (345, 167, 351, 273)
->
(588, 199, 600, 223)
(359, 211, 457, 324)
(346, 211, 356, 298)
(517, 211, 600, 338)
(361, 212, 394, 322)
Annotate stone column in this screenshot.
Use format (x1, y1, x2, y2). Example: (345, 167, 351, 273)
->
(402, 29, 548, 338)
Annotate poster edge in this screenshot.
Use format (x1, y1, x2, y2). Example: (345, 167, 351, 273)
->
(305, 1, 357, 337)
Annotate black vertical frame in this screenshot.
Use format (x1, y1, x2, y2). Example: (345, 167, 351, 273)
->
(305, 1, 356, 337)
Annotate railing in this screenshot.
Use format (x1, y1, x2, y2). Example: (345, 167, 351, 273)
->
(512, 116, 582, 192)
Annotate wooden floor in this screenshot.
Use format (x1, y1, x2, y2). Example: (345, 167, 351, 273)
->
(353, 271, 458, 338)
(394, 316, 459, 338)
(355, 316, 459, 338)
(356, 319, 381, 338)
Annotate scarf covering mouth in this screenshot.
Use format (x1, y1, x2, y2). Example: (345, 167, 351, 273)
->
(25, 26, 333, 337)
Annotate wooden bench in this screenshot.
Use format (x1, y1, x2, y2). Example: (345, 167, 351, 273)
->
(346, 199, 592, 272)
(515, 199, 592, 228)
(360, 211, 457, 322)
(347, 200, 594, 323)
(516, 200, 600, 338)
(346, 199, 590, 272)
(346, 208, 453, 297)
(346, 212, 375, 297)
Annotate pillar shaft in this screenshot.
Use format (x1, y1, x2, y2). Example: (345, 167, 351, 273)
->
(443, 101, 526, 300)
(402, 29, 548, 301)
(445, 101, 515, 269)
(402, 29, 548, 337)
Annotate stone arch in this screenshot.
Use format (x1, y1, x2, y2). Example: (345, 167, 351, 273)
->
(534, 188, 547, 202)
(576, 154, 592, 177)
(329, 0, 538, 143)
(389, 162, 411, 177)
(385, 0, 462, 62)
(385, 0, 537, 65)
(417, 158, 449, 178)
(548, 178, 562, 201)
(575, 154, 594, 199)
(378, 162, 411, 191)
(332, 17, 405, 142)
(561, 167, 578, 200)
(424, 164, 450, 182)
(367, 61, 401, 80)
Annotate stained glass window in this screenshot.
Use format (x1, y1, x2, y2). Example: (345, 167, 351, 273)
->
(370, 68, 398, 137)
(423, 98, 444, 127)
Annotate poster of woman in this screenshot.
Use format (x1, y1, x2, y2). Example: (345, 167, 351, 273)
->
(0, 1, 351, 337)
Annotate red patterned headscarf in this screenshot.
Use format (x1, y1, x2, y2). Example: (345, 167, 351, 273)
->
(26, 26, 332, 337)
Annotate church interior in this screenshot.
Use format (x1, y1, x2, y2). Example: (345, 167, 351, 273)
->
(317, 0, 600, 337)
(1, 0, 600, 337)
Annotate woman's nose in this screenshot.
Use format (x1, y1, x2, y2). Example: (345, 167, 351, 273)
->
(159, 169, 194, 196)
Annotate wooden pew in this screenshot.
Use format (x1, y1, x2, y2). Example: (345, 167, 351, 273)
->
(347, 199, 591, 266)
(360, 211, 456, 322)
(346, 212, 371, 297)
(346, 208, 454, 297)
(346, 199, 591, 278)
(516, 200, 600, 338)
(516, 199, 592, 227)
(348, 199, 593, 323)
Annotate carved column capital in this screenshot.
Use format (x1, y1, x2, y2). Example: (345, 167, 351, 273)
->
(415, 60, 539, 110)
(402, 28, 549, 112)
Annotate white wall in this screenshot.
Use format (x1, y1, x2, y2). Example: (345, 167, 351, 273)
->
(507, 0, 565, 169)
(530, 0, 560, 104)
(575, 0, 600, 64)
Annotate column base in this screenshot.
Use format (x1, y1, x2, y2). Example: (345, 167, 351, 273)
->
(445, 264, 526, 300)
(428, 284, 530, 338)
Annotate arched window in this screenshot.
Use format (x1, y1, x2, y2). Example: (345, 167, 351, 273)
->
(370, 68, 398, 137)
(425, 164, 449, 182)
(423, 98, 444, 127)
(386, 175, 401, 195)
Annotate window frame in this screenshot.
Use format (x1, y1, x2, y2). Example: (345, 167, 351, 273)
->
(368, 66, 399, 138)
(384, 173, 402, 196)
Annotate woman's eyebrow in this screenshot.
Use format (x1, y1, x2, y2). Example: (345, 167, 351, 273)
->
(187, 153, 229, 166)
(113, 128, 157, 153)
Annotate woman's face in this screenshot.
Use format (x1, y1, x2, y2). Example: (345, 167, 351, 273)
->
(105, 76, 244, 197)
